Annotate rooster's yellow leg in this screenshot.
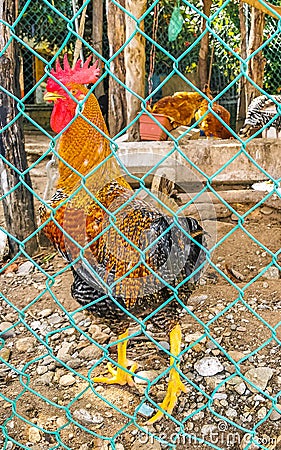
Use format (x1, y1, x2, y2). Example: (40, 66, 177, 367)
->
(93, 329, 137, 387)
(147, 324, 187, 424)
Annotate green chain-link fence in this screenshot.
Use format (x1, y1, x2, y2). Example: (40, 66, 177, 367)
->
(0, 0, 281, 449)
(17, 0, 281, 117)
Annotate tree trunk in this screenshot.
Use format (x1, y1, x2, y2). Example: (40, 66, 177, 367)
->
(107, 0, 127, 136)
(125, 0, 147, 141)
(243, 0, 281, 19)
(72, 0, 88, 66)
(246, 7, 265, 105)
(236, 0, 248, 130)
(0, 0, 38, 257)
(198, 0, 213, 90)
(92, 0, 105, 99)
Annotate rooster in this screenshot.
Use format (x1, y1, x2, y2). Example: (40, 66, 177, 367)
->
(41, 54, 206, 423)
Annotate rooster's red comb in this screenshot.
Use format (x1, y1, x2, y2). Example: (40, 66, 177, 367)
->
(46, 54, 100, 91)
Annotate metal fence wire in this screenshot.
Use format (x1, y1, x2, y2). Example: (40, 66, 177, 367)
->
(0, 0, 281, 449)
(17, 0, 281, 111)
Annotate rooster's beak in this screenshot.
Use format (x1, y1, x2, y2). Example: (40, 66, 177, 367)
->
(44, 92, 64, 102)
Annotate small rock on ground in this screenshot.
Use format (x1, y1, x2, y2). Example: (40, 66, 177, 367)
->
(79, 344, 102, 360)
(228, 350, 245, 362)
(270, 404, 281, 421)
(15, 337, 36, 352)
(73, 408, 104, 424)
(262, 266, 279, 280)
(59, 374, 76, 386)
(194, 356, 224, 376)
(134, 370, 159, 384)
(0, 322, 15, 339)
(244, 367, 274, 393)
(17, 261, 34, 275)
(28, 426, 41, 443)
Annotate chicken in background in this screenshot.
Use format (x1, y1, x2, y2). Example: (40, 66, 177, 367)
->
(41, 55, 206, 424)
(148, 86, 233, 138)
(147, 87, 212, 128)
(238, 94, 281, 138)
(195, 99, 233, 139)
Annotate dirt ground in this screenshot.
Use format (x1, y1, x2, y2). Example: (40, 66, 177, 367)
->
(0, 134, 280, 450)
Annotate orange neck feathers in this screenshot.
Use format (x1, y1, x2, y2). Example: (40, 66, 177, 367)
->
(56, 90, 111, 193)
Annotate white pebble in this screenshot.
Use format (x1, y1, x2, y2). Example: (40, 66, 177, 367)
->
(59, 374, 76, 386)
(194, 357, 224, 377)
(28, 426, 41, 443)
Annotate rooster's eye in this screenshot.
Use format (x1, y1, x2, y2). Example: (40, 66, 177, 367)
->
(70, 89, 78, 96)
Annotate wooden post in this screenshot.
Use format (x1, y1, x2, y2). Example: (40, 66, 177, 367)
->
(72, 0, 88, 66)
(92, 0, 105, 100)
(0, 0, 38, 257)
(236, 0, 248, 130)
(125, 0, 147, 141)
(107, 0, 127, 136)
(198, 0, 213, 90)
(246, 7, 265, 104)
(243, 0, 281, 18)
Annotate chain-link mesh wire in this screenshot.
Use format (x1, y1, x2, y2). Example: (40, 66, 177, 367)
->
(17, 1, 281, 115)
(0, 0, 281, 449)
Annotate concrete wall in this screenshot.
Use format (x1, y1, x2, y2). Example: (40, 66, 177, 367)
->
(117, 138, 281, 186)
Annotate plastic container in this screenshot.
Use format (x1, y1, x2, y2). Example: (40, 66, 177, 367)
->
(139, 113, 172, 141)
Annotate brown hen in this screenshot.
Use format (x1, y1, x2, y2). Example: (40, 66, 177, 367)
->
(149, 87, 232, 139)
(148, 90, 210, 128)
(195, 99, 233, 138)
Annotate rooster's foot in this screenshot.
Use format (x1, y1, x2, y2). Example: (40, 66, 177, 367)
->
(147, 367, 187, 423)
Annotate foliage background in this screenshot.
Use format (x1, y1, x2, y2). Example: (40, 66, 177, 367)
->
(18, 0, 281, 120)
